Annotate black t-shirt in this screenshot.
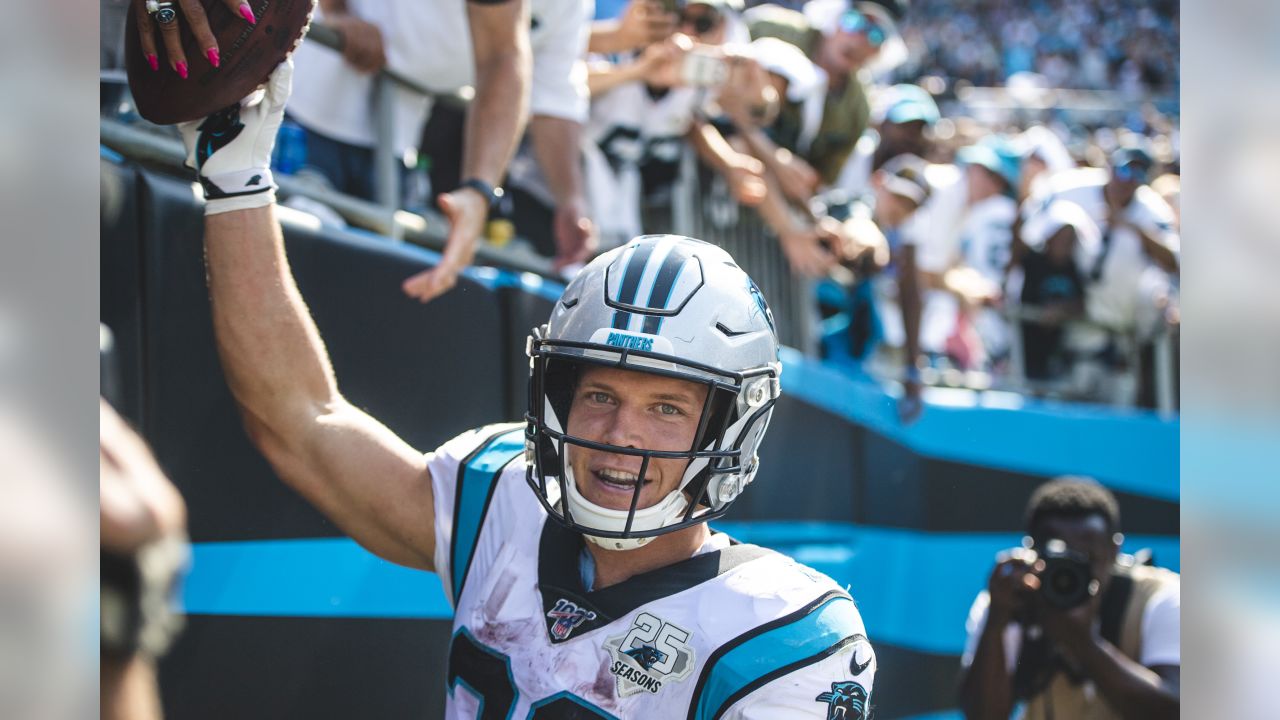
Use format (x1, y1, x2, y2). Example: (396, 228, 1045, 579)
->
(1019, 250, 1085, 378)
(1020, 251, 1084, 307)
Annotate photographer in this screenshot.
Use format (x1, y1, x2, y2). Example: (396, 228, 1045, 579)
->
(958, 477, 1179, 720)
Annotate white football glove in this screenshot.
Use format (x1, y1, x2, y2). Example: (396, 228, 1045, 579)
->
(178, 60, 293, 215)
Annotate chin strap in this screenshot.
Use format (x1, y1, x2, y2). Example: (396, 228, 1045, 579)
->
(562, 465, 690, 552)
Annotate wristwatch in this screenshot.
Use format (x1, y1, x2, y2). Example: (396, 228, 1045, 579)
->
(459, 177, 505, 210)
(101, 535, 190, 660)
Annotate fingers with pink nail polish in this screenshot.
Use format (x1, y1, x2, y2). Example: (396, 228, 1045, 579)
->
(207, 47, 220, 68)
(175, 61, 189, 79)
(147, 53, 159, 71)
(239, 3, 256, 24)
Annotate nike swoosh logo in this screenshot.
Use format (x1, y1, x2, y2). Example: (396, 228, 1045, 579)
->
(849, 634, 872, 676)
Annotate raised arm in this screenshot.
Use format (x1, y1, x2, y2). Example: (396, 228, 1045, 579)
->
(402, 0, 532, 302)
(687, 118, 766, 207)
(186, 63, 436, 571)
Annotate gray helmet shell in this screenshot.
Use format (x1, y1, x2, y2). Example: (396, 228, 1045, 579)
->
(525, 235, 782, 548)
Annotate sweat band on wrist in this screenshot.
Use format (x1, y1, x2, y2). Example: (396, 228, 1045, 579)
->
(204, 189, 277, 216)
(200, 168, 277, 215)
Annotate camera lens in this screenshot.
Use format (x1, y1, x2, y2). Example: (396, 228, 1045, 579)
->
(1051, 568, 1079, 593)
(1038, 540, 1093, 609)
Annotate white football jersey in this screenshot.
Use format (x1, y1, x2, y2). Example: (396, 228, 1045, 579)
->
(582, 78, 708, 246)
(958, 195, 1018, 288)
(427, 424, 876, 720)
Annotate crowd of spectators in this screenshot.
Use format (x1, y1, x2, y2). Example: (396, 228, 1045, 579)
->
(106, 0, 1179, 410)
(894, 0, 1179, 95)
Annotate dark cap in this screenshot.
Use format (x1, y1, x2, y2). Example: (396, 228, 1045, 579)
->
(1110, 144, 1154, 171)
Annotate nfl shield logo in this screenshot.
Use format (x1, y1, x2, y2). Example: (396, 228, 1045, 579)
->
(546, 598, 597, 641)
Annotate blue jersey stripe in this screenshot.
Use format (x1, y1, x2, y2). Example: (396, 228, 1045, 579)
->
(690, 594, 861, 720)
(451, 429, 526, 602)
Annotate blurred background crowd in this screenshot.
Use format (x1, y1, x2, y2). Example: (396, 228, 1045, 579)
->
(103, 0, 1182, 413)
(896, 0, 1179, 94)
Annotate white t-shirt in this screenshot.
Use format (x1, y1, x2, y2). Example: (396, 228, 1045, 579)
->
(428, 424, 876, 719)
(288, 0, 591, 153)
(901, 163, 967, 272)
(581, 77, 705, 243)
(960, 579, 1182, 672)
(1022, 168, 1179, 332)
(895, 167, 1018, 356)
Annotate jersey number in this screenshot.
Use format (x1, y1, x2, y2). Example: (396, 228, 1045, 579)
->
(449, 629, 615, 720)
(597, 126, 685, 169)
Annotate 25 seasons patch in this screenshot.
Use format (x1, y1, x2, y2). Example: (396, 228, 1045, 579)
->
(603, 612, 694, 697)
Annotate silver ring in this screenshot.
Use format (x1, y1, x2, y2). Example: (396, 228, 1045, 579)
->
(148, 0, 177, 25)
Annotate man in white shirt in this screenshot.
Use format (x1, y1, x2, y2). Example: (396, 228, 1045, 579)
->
(1022, 145, 1179, 340)
(286, 0, 533, 302)
(957, 477, 1179, 720)
(413, 0, 598, 273)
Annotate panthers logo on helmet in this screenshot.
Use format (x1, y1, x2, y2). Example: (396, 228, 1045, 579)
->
(747, 277, 776, 334)
(815, 680, 869, 720)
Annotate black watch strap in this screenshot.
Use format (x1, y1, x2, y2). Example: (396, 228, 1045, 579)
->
(459, 177, 505, 209)
(101, 536, 189, 660)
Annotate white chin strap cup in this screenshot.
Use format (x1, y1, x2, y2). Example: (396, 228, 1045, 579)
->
(562, 466, 690, 552)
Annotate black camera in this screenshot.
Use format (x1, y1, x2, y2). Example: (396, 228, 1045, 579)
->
(1037, 539, 1093, 609)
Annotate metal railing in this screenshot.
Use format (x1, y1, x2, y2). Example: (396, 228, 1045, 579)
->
(100, 22, 553, 278)
(98, 118, 555, 279)
(304, 23, 472, 238)
(670, 155, 818, 354)
(949, 85, 1180, 125)
(101, 28, 1177, 414)
(1003, 306, 1179, 416)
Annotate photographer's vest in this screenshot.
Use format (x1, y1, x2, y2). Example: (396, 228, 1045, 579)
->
(1015, 564, 1178, 720)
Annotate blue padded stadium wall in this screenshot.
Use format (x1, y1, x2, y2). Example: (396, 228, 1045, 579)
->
(101, 157, 1179, 720)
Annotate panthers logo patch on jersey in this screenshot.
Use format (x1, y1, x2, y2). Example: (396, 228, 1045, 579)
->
(603, 612, 695, 697)
(546, 598, 597, 641)
(815, 680, 869, 720)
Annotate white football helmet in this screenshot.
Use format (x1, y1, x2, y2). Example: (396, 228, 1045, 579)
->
(525, 235, 782, 550)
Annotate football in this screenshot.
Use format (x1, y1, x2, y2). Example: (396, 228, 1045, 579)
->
(125, 0, 315, 125)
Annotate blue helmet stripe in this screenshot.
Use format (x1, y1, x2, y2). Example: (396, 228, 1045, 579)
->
(612, 241, 656, 330)
(642, 245, 690, 335)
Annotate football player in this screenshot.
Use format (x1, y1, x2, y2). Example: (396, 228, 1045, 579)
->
(184, 62, 875, 719)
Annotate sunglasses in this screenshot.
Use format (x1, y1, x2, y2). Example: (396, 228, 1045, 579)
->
(1113, 162, 1150, 184)
(838, 9, 886, 47)
(681, 9, 721, 35)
